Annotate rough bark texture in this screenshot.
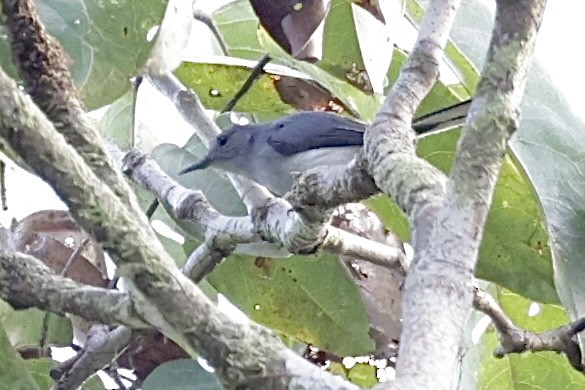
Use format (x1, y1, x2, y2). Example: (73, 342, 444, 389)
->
(1, 0, 143, 212)
(0, 251, 148, 328)
(0, 60, 360, 390)
(382, 1, 546, 389)
(0, 0, 548, 387)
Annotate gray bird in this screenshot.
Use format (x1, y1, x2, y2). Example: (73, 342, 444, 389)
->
(180, 101, 471, 195)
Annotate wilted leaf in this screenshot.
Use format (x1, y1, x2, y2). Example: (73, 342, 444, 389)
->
(11, 210, 108, 287)
(274, 76, 344, 111)
(250, 0, 329, 61)
(118, 331, 188, 381)
(332, 204, 403, 358)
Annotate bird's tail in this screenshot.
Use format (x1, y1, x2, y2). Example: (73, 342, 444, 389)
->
(412, 100, 471, 136)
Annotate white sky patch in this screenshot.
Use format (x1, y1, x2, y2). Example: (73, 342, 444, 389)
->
(342, 356, 356, 369)
(151, 219, 185, 244)
(146, 25, 159, 42)
(218, 294, 250, 324)
(197, 357, 215, 373)
(471, 314, 492, 344)
(528, 302, 541, 317)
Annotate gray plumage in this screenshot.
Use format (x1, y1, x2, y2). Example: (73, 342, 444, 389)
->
(180, 100, 471, 195)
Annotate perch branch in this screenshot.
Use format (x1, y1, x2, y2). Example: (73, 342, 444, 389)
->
(473, 289, 585, 371)
(378, 0, 547, 389)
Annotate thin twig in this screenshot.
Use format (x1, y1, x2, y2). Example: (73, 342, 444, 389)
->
(193, 8, 229, 56)
(221, 54, 272, 113)
(61, 238, 91, 277)
(182, 237, 234, 282)
(0, 160, 6, 210)
(473, 288, 585, 372)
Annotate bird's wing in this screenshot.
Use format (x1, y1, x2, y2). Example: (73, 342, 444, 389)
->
(266, 112, 365, 156)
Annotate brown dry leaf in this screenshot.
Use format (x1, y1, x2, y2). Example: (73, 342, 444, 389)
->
(273, 76, 347, 112)
(117, 331, 189, 380)
(11, 210, 108, 287)
(352, 0, 386, 23)
(332, 203, 403, 359)
(250, 0, 330, 61)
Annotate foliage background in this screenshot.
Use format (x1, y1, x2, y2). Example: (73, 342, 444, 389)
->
(0, 0, 584, 388)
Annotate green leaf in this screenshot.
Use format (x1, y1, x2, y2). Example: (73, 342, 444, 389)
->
(142, 359, 222, 390)
(405, 0, 479, 96)
(0, 324, 40, 390)
(320, 1, 366, 81)
(151, 143, 247, 218)
(0, 300, 72, 349)
(213, 1, 264, 60)
(174, 61, 295, 114)
(347, 363, 378, 387)
(368, 130, 556, 304)
(258, 28, 383, 121)
(212, 0, 383, 120)
(208, 253, 375, 356)
(80, 375, 106, 390)
(418, 131, 557, 304)
(0, 0, 168, 109)
(23, 359, 53, 390)
(321, 0, 403, 94)
(475, 289, 585, 390)
(98, 91, 134, 150)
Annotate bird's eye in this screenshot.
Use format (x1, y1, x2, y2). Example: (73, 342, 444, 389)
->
(217, 135, 228, 146)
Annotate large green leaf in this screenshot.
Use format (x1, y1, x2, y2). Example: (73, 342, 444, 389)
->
(417, 131, 557, 304)
(152, 142, 247, 219)
(208, 253, 375, 356)
(23, 359, 53, 390)
(0, 0, 167, 109)
(0, 324, 40, 390)
(211, 0, 383, 120)
(0, 300, 72, 349)
(213, 0, 264, 60)
(98, 91, 134, 150)
(320, 0, 403, 94)
(174, 62, 295, 115)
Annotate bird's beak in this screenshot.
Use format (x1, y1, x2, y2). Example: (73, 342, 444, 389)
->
(179, 156, 212, 175)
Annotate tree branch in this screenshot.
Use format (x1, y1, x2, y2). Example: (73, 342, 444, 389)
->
(0, 63, 363, 389)
(1, 0, 143, 215)
(121, 148, 407, 274)
(0, 251, 148, 329)
(473, 288, 584, 372)
(379, 0, 546, 388)
(51, 325, 133, 390)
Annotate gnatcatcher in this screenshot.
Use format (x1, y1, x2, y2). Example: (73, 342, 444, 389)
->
(180, 101, 471, 195)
